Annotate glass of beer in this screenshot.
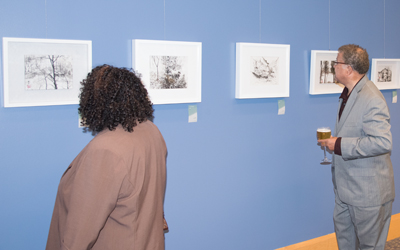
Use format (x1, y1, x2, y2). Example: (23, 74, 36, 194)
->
(317, 127, 332, 164)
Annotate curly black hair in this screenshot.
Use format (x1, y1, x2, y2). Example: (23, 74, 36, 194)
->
(78, 65, 154, 133)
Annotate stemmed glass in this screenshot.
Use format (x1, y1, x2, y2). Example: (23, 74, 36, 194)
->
(317, 127, 332, 164)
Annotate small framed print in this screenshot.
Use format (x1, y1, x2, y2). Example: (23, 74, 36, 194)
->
(132, 39, 202, 105)
(309, 50, 344, 95)
(370, 59, 400, 90)
(236, 43, 290, 99)
(2, 37, 92, 107)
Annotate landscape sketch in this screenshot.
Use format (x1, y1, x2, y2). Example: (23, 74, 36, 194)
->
(24, 55, 73, 90)
(250, 56, 279, 85)
(377, 66, 392, 82)
(319, 60, 337, 84)
(149, 55, 188, 89)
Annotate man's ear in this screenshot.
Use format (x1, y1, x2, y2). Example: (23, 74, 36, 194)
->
(346, 65, 353, 76)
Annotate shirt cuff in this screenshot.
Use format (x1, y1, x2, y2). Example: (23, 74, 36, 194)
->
(334, 137, 342, 156)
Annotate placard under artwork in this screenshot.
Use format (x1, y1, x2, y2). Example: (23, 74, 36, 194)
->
(2, 37, 92, 107)
(236, 43, 290, 99)
(132, 39, 202, 104)
(309, 50, 344, 95)
(370, 59, 400, 90)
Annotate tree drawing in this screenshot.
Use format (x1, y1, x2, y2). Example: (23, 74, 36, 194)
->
(24, 55, 73, 90)
(150, 55, 187, 89)
(319, 60, 336, 84)
(152, 56, 160, 81)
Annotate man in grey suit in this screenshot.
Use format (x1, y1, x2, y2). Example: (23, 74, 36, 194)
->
(318, 44, 395, 250)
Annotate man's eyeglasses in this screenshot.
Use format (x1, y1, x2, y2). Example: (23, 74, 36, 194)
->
(333, 61, 349, 66)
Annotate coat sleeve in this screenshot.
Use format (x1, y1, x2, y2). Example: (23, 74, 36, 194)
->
(61, 148, 127, 249)
(341, 96, 392, 160)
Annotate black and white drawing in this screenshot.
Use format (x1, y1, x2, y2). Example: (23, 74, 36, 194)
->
(377, 67, 392, 82)
(149, 55, 188, 89)
(132, 39, 202, 104)
(24, 55, 73, 90)
(236, 43, 290, 98)
(309, 50, 343, 95)
(2, 37, 91, 107)
(371, 59, 400, 90)
(319, 60, 337, 84)
(250, 56, 279, 85)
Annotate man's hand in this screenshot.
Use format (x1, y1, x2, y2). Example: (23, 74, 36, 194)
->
(318, 136, 337, 151)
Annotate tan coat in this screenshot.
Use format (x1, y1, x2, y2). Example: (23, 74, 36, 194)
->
(46, 121, 167, 250)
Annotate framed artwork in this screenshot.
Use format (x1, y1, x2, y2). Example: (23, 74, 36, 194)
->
(2, 37, 92, 107)
(309, 50, 344, 95)
(370, 59, 400, 90)
(132, 39, 202, 104)
(235, 43, 290, 99)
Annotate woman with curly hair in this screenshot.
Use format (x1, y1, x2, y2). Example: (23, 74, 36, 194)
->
(46, 65, 167, 250)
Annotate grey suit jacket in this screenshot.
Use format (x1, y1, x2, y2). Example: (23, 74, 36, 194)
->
(332, 75, 395, 207)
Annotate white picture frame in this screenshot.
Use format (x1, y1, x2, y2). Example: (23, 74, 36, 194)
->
(132, 39, 202, 105)
(2, 37, 92, 107)
(309, 50, 344, 95)
(370, 58, 400, 90)
(235, 43, 290, 99)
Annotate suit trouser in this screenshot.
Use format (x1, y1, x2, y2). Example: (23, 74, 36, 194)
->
(333, 194, 393, 250)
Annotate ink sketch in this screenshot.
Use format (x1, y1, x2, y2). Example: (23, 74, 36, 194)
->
(149, 55, 188, 89)
(236, 43, 290, 98)
(24, 55, 73, 90)
(377, 66, 392, 82)
(319, 60, 337, 84)
(371, 59, 400, 90)
(309, 50, 342, 95)
(250, 56, 279, 85)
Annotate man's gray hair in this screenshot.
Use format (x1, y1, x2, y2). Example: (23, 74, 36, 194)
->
(338, 44, 369, 74)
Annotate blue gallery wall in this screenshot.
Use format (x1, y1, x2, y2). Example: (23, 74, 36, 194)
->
(1, 0, 399, 249)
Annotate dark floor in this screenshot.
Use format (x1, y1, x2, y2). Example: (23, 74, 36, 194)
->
(385, 237, 400, 250)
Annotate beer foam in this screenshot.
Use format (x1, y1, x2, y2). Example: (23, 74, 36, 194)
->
(317, 128, 331, 132)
